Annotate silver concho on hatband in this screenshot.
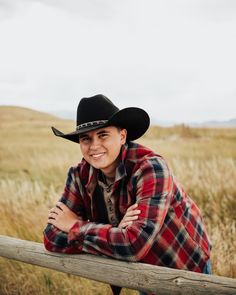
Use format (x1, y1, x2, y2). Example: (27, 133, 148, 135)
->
(76, 120, 108, 130)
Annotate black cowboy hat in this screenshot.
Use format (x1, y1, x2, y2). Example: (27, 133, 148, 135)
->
(51, 94, 150, 143)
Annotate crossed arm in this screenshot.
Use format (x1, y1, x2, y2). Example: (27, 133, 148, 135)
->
(44, 159, 172, 261)
(48, 202, 141, 233)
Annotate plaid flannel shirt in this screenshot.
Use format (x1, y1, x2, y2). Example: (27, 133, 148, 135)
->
(44, 142, 211, 272)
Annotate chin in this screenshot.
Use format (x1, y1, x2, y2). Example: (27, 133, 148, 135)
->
(91, 162, 107, 170)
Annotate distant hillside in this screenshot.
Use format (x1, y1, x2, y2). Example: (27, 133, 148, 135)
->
(189, 118, 236, 128)
(0, 106, 75, 136)
(151, 118, 236, 128)
(0, 105, 61, 122)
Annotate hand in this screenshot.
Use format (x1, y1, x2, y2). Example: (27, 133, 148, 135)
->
(48, 202, 79, 233)
(118, 203, 141, 229)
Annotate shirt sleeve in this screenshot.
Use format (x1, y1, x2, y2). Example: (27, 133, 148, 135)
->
(67, 157, 174, 261)
(43, 167, 89, 253)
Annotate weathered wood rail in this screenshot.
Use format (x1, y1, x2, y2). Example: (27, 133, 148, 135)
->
(0, 235, 236, 294)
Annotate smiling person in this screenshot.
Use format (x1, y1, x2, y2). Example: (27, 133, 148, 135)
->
(44, 94, 212, 295)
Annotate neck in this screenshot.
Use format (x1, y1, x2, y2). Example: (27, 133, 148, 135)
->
(101, 170, 115, 182)
(100, 158, 119, 181)
(99, 170, 115, 186)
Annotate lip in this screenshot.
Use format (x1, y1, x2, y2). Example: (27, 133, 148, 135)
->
(90, 152, 106, 159)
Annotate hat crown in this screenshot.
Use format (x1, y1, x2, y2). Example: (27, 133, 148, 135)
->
(77, 94, 119, 126)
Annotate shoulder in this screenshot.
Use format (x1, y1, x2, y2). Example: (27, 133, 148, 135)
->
(125, 142, 171, 176)
(126, 141, 155, 160)
(67, 158, 90, 182)
(126, 142, 167, 165)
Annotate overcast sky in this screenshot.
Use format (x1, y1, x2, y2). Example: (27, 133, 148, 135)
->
(0, 0, 236, 123)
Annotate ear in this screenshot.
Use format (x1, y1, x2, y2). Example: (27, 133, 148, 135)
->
(120, 128, 127, 144)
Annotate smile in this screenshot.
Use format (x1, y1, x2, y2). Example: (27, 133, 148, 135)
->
(90, 152, 105, 159)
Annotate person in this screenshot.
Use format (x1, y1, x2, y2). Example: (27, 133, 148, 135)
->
(43, 94, 212, 295)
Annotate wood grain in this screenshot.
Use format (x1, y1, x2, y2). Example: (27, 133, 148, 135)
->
(0, 235, 235, 294)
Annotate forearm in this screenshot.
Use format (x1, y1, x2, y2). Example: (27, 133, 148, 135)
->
(43, 223, 82, 253)
(67, 218, 158, 261)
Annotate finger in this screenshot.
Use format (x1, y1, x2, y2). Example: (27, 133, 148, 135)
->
(127, 203, 138, 212)
(123, 215, 139, 222)
(118, 212, 141, 228)
(48, 217, 56, 225)
(48, 212, 58, 220)
(49, 207, 56, 213)
(119, 221, 133, 229)
(54, 207, 63, 215)
(56, 202, 65, 210)
(124, 209, 141, 218)
(49, 207, 61, 215)
(121, 216, 138, 225)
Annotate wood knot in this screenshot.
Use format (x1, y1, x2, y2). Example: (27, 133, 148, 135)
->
(173, 277, 182, 286)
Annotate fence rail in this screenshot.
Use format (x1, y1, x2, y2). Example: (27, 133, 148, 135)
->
(0, 235, 236, 294)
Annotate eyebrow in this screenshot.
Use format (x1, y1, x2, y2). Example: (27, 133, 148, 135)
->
(79, 129, 110, 138)
(97, 129, 110, 135)
(79, 134, 89, 139)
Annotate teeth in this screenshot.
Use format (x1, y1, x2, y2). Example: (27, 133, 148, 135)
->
(92, 153, 104, 158)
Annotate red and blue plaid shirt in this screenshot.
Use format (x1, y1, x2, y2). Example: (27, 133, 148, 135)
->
(44, 142, 211, 272)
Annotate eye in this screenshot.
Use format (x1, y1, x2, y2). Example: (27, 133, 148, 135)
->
(99, 133, 108, 139)
(80, 136, 90, 143)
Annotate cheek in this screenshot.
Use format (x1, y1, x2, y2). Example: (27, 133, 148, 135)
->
(107, 141, 122, 157)
(80, 145, 88, 157)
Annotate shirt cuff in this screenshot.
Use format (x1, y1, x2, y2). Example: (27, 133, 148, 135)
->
(67, 220, 90, 245)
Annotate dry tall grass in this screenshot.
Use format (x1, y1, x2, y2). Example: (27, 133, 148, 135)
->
(0, 106, 235, 294)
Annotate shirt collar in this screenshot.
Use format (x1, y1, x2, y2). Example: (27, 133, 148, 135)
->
(114, 143, 128, 182)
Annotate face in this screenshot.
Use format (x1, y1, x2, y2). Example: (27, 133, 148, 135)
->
(79, 126, 127, 178)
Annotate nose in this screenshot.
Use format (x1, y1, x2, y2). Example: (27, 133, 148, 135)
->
(89, 136, 101, 150)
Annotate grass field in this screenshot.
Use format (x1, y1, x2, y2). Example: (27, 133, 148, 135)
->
(0, 106, 235, 295)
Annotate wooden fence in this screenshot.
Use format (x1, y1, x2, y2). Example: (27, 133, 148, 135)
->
(0, 235, 236, 294)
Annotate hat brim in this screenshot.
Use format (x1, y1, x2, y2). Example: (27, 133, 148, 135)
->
(51, 107, 150, 143)
(108, 107, 150, 140)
